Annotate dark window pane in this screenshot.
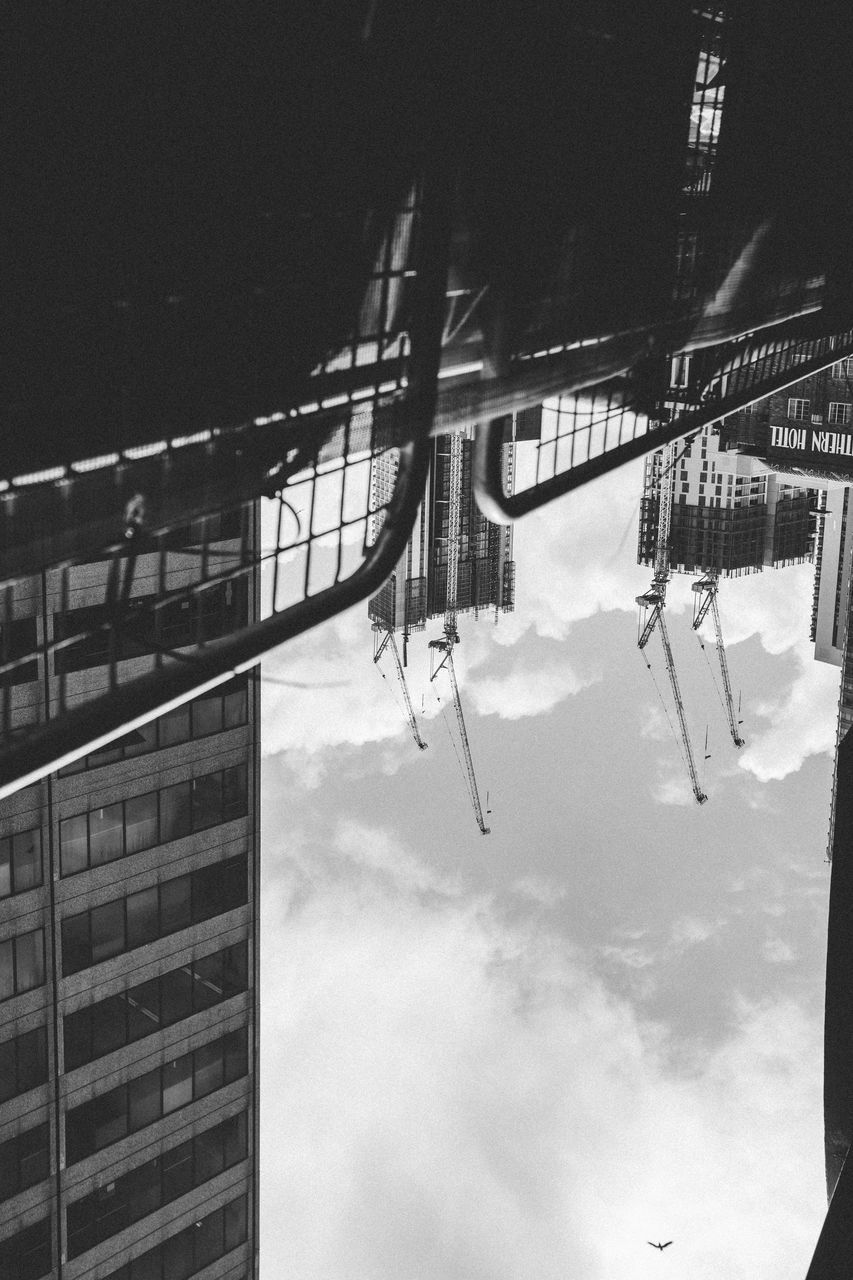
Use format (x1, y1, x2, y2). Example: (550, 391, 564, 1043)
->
(193, 1040, 224, 1099)
(16, 930, 44, 992)
(160, 781, 191, 842)
(128, 1067, 162, 1132)
(91, 996, 127, 1059)
(160, 877, 191, 936)
(192, 693, 223, 738)
(64, 1008, 91, 1071)
(126, 886, 159, 951)
(224, 1111, 249, 1167)
(60, 814, 89, 876)
(159, 705, 190, 747)
(193, 857, 247, 923)
(161, 1226, 195, 1280)
(92, 1085, 129, 1152)
(0, 939, 14, 1000)
(62, 912, 90, 976)
(124, 1155, 160, 1221)
(126, 978, 161, 1042)
(160, 968, 193, 1027)
(129, 1249, 161, 1280)
(222, 764, 248, 822)
(65, 1107, 90, 1164)
(195, 1123, 225, 1182)
(161, 1139, 193, 1202)
(223, 681, 248, 729)
(0, 837, 11, 896)
(89, 803, 124, 866)
(162, 1056, 192, 1114)
(123, 719, 158, 757)
(224, 941, 249, 996)
(0, 1036, 16, 1102)
(194, 1208, 224, 1271)
(90, 901, 125, 964)
(224, 1195, 248, 1250)
(192, 950, 224, 1011)
(224, 1029, 249, 1084)
(17, 1027, 48, 1088)
(18, 1122, 50, 1191)
(124, 792, 158, 855)
(191, 771, 222, 831)
(12, 830, 41, 892)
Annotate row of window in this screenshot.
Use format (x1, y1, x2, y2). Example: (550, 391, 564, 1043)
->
(59, 675, 249, 776)
(60, 762, 249, 877)
(787, 396, 853, 425)
(0, 1214, 51, 1280)
(0, 828, 42, 900)
(68, 1110, 248, 1258)
(103, 1193, 247, 1280)
(0, 928, 45, 1003)
(0, 1025, 48, 1105)
(61, 855, 247, 976)
(64, 941, 248, 1070)
(0, 1121, 50, 1205)
(54, 579, 248, 675)
(66, 1027, 248, 1164)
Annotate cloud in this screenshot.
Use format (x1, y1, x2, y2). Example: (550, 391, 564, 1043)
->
(653, 773, 695, 807)
(737, 640, 840, 782)
(468, 658, 599, 720)
(763, 936, 795, 964)
(261, 823, 825, 1280)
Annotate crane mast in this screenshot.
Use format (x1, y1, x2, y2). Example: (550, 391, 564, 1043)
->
(373, 624, 428, 751)
(430, 431, 491, 835)
(637, 441, 708, 805)
(691, 573, 744, 748)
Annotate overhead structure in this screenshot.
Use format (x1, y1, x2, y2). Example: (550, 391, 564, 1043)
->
(691, 573, 744, 749)
(430, 431, 491, 835)
(373, 623, 428, 751)
(636, 442, 708, 805)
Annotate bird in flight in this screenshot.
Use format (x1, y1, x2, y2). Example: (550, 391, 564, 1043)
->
(648, 1241, 673, 1251)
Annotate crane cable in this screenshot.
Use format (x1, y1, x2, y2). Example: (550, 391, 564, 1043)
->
(435, 683, 477, 811)
(638, 646, 690, 778)
(696, 631, 729, 723)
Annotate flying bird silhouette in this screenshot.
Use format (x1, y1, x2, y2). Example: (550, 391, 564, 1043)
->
(648, 1241, 673, 1251)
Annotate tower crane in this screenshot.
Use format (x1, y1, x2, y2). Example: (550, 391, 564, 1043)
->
(636, 441, 708, 805)
(429, 431, 491, 835)
(373, 624, 428, 751)
(691, 573, 744, 748)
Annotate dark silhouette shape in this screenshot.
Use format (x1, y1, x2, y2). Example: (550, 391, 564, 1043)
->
(648, 1241, 673, 1251)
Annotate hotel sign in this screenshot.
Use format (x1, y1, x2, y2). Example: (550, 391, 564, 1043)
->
(770, 424, 853, 458)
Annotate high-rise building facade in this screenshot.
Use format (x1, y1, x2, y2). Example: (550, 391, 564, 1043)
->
(369, 428, 516, 635)
(638, 423, 817, 577)
(0, 514, 260, 1280)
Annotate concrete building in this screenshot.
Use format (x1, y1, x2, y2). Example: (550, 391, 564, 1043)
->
(637, 422, 817, 577)
(0, 512, 260, 1280)
(721, 359, 853, 483)
(368, 428, 516, 637)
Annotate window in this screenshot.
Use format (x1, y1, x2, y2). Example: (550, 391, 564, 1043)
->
(58, 676, 248, 774)
(828, 401, 852, 426)
(0, 1123, 50, 1203)
(99, 1194, 248, 1280)
(0, 929, 45, 1001)
(0, 1215, 52, 1280)
(0, 829, 42, 899)
(60, 762, 249, 877)
(0, 1027, 49, 1105)
(832, 358, 852, 379)
(65, 1029, 249, 1164)
(0, 616, 39, 689)
(787, 397, 809, 420)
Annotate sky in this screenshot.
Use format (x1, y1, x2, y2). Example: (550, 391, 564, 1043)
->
(259, 451, 839, 1280)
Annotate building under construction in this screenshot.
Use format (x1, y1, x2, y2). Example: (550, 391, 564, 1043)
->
(368, 429, 516, 637)
(638, 423, 818, 577)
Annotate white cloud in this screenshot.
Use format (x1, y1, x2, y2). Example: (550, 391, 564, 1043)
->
(738, 640, 840, 782)
(468, 658, 599, 720)
(261, 823, 825, 1280)
(763, 936, 795, 965)
(653, 773, 695, 807)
